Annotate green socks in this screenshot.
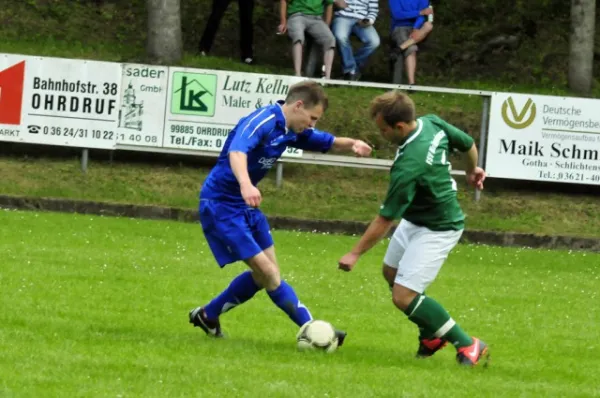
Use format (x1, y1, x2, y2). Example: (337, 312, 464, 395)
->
(405, 294, 473, 348)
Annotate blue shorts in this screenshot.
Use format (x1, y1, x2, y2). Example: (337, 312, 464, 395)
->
(199, 199, 274, 267)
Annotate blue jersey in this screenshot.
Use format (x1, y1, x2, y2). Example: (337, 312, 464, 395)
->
(201, 101, 335, 204)
(389, 0, 429, 30)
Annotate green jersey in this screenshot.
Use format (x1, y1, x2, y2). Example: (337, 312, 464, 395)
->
(379, 114, 475, 231)
(287, 0, 333, 17)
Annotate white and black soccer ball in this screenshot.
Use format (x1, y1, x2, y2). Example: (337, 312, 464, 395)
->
(296, 320, 339, 353)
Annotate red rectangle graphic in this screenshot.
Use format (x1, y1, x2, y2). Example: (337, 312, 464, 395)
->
(0, 61, 26, 125)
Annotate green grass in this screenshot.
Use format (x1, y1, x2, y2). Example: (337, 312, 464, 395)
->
(1, 155, 600, 238)
(0, 37, 290, 76)
(1, 210, 599, 397)
(0, 38, 133, 62)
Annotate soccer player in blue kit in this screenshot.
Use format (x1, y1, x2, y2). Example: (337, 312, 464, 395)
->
(189, 80, 372, 344)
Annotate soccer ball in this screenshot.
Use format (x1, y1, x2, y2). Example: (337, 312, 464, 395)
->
(296, 320, 339, 353)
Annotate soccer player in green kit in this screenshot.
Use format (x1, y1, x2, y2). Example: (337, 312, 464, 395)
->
(338, 90, 489, 367)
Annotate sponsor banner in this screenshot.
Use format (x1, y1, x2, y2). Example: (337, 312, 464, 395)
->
(0, 56, 25, 140)
(117, 64, 168, 147)
(487, 92, 600, 185)
(0, 54, 120, 149)
(163, 68, 304, 157)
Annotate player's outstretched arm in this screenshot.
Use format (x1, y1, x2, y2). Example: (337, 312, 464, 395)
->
(464, 144, 486, 190)
(229, 151, 262, 207)
(338, 215, 395, 272)
(338, 157, 418, 271)
(331, 137, 372, 157)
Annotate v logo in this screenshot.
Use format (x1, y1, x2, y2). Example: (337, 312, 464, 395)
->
(501, 96, 536, 129)
(508, 98, 533, 122)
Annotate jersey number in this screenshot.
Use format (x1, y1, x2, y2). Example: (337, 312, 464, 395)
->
(440, 150, 458, 191)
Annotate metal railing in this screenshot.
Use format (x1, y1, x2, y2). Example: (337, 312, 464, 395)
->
(111, 78, 492, 200)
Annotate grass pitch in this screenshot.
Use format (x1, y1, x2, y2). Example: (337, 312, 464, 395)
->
(1, 210, 599, 397)
(2, 156, 600, 239)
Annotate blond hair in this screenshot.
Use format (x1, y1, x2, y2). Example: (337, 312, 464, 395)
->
(285, 80, 329, 111)
(369, 90, 416, 126)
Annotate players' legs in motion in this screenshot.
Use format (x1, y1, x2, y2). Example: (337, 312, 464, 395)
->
(382, 221, 445, 357)
(258, 245, 346, 345)
(202, 270, 263, 320)
(384, 220, 488, 366)
(191, 204, 346, 342)
(190, 250, 295, 336)
(245, 247, 313, 326)
(189, 267, 262, 338)
(199, 223, 280, 322)
(189, 203, 265, 336)
(194, 249, 314, 330)
(383, 265, 443, 356)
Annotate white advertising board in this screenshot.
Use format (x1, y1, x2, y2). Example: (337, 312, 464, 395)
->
(486, 92, 600, 185)
(0, 54, 120, 149)
(117, 64, 168, 147)
(163, 68, 304, 157)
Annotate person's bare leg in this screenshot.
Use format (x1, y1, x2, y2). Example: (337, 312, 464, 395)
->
(323, 48, 334, 79)
(399, 22, 433, 50)
(405, 52, 417, 85)
(292, 42, 303, 76)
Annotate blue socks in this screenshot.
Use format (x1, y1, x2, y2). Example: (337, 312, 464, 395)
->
(267, 281, 313, 327)
(204, 271, 261, 319)
(204, 272, 312, 328)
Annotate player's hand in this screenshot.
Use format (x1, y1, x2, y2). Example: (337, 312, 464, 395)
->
(338, 252, 360, 272)
(420, 7, 433, 15)
(466, 167, 486, 190)
(277, 22, 287, 34)
(241, 182, 262, 207)
(352, 140, 372, 157)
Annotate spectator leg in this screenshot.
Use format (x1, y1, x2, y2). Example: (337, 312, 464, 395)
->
(199, 0, 233, 54)
(405, 52, 417, 85)
(392, 54, 404, 84)
(352, 24, 380, 73)
(323, 48, 335, 79)
(304, 37, 322, 77)
(287, 15, 307, 76)
(292, 42, 304, 76)
(399, 22, 433, 51)
(306, 18, 336, 79)
(238, 0, 255, 61)
(332, 17, 357, 75)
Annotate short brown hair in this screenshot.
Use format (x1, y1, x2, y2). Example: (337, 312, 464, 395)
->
(285, 80, 329, 111)
(369, 90, 415, 126)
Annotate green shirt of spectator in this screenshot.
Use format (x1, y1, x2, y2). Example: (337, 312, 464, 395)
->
(287, 0, 334, 16)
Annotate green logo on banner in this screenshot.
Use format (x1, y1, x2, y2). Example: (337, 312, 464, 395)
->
(171, 72, 217, 116)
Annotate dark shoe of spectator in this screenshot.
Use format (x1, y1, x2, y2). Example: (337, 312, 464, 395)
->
(390, 46, 404, 60)
(343, 71, 361, 81)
